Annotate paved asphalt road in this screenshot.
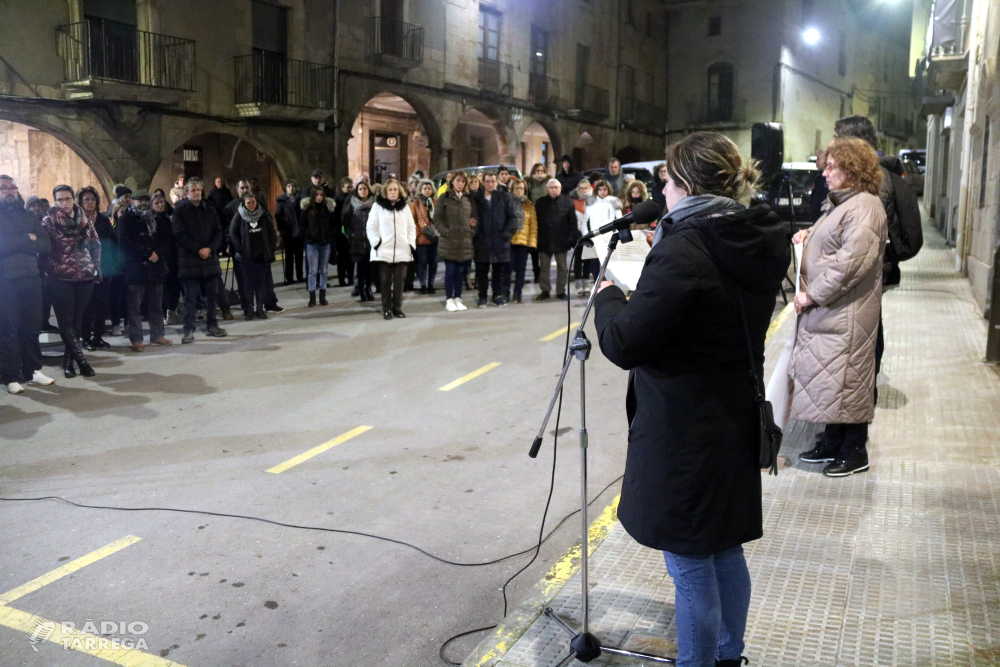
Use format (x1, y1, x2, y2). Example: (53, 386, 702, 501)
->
(0, 275, 654, 667)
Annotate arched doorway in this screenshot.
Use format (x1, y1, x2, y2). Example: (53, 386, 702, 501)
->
(347, 94, 433, 183)
(573, 131, 603, 171)
(0, 119, 110, 203)
(151, 133, 284, 209)
(615, 146, 643, 164)
(451, 108, 505, 169)
(517, 122, 554, 175)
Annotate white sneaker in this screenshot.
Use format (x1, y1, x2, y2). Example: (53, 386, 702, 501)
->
(445, 298, 458, 312)
(29, 371, 55, 386)
(455, 297, 467, 311)
(7, 382, 25, 395)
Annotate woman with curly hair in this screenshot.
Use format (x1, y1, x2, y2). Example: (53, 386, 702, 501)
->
(792, 136, 887, 477)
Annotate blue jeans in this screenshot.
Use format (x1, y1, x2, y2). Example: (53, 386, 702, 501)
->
(663, 545, 751, 666)
(502, 244, 529, 298)
(416, 243, 438, 288)
(444, 260, 470, 299)
(305, 243, 331, 292)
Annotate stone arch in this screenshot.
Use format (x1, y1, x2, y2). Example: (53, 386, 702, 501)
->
(451, 106, 512, 168)
(346, 93, 440, 183)
(572, 130, 607, 171)
(615, 145, 643, 164)
(340, 83, 444, 177)
(0, 109, 119, 201)
(516, 118, 562, 175)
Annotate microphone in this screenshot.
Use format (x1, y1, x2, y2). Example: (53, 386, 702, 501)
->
(578, 200, 661, 241)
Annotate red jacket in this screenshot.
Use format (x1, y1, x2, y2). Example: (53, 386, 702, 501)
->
(409, 197, 435, 246)
(41, 206, 102, 282)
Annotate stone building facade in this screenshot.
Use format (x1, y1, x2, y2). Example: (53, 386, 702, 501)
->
(0, 0, 670, 204)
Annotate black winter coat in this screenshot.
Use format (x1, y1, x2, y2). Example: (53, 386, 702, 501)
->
(298, 200, 336, 246)
(119, 208, 173, 284)
(275, 193, 301, 237)
(171, 198, 223, 279)
(208, 186, 234, 214)
(472, 190, 519, 263)
(341, 195, 374, 257)
(0, 201, 50, 281)
(556, 168, 584, 194)
(878, 156, 922, 284)
(594, 204, 790, 555)
(534, 194, 580, 254)
(229, 209, 278, 263)
(91, 212, 123, 277)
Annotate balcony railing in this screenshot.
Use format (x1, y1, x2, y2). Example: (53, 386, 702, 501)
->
(528, 73, 560, 108)
(234, 53, 335, 109)
(478, 58, 513, 96)
(925, 0, 972, 90)
(56, 19, 195, 90)
(620, 98, 667, 132)
(367, 16, 424, 66)
(574, 83, 610, 117)
(685, 98, 747, 126)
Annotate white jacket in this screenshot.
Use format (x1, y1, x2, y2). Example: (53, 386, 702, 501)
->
(580, 194, 623, 260)
(367, 197, 417, 263)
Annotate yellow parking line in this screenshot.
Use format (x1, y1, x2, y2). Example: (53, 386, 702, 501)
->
(0, 536, 141, 605)
(540, 323, 580, 342)
(0, 605, 188, 666)
(438, 362, 502, 391)
(266, 425, 372, 474)
(765, 302, 795, 343)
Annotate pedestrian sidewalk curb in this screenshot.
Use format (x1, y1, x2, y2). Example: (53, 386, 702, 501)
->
(461, 495, 621, 667)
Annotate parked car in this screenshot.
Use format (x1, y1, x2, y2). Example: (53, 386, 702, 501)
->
(900, 158, 925, 196)
(582, 162, 657, 192)
(765, 162, 821, 230)
(899, 149, 926, 174)
(431, 165, 522, 188)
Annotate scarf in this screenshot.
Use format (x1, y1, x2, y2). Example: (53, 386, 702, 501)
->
(825, 188, 858, 211)
(351, 194, 375, 211)
(651, 194, 743, 248)
(238, 203, 265, 228)
(142, 208, 160, 235)
(51, 205, 85, 236)
(418, 194, 435, 218)
(512, 193, 528, 204)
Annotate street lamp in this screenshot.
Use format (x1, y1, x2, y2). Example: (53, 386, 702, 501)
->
(802, 28, 821, 45)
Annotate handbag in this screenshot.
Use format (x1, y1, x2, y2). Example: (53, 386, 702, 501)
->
(735, 289, 783, 476)
(421, 222, 440, 241)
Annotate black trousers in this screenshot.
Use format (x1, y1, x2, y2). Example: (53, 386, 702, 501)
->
(529, 247, 540, 283)
(823, 423, 869, 459)
(283, 235, 305, 284)
(241, 259, 268, 311)
(82, 279, 110, 342)
(126, 282, 165, 343)
(47, 278, 94, 348)
(181, 276, 219, 332)
(353, 255, 374, 293)
(0, 277, 44, 384)
(378, 262, 406, 311)
(334, 232, 353, 285)
(476, 261, 508, 300)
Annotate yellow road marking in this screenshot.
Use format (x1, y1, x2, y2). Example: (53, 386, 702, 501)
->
(0, 605, 188, 666)
(471, 496, 621, 666)
(438, 362, 501, 391)
(765, 302, 795, 343)
(0, 536, 141, 605)
(266, 425, 372, 474)
(540, 323, 581, 342)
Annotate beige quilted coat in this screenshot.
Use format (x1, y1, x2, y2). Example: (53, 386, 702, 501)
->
(790, 191, 887, 424)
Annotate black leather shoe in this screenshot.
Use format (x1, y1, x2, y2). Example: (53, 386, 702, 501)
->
(716, 658, 749, 666)
(800, 442, 839, 463)
(62, 350, 76, 378)
(255, 308, 268, 320)
(93, 337, 111, 349)
(823, 454, 869, 477)
(534, 291, 550, 301)
(393, 309, 406, 318)
(383, 309, 394, 320)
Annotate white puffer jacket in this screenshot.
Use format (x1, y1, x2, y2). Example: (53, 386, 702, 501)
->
(579, 193, 623, 260)
(367, 195, 417, 263)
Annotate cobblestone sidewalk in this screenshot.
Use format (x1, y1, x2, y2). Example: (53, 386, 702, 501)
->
(466, 223, 1000, 667)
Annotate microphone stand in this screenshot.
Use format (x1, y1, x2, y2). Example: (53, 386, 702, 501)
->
(529, 227, 675, 665)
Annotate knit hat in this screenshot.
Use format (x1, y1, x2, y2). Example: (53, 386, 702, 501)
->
(24, 195, 42, 208)
(115, 184, 132, 198)
(311, 169, 324, 179)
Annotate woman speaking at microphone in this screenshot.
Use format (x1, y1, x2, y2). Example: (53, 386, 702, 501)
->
(594, 132, 789, 667)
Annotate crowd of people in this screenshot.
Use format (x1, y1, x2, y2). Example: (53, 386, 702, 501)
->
(0, 156, 662, 393)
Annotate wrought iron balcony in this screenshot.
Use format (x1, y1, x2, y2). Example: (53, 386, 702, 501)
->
(685, 98, 747, 126)
(528, 73, 560, 108)
(620, 98, 666, 132)
(367, 16, 424, 67)
(234, 53, 335, 110)
(573, 84, 610, 117)
(478, 58, 513, 96)
(924, 0, 972, 90)
(55, 19, 195, 90)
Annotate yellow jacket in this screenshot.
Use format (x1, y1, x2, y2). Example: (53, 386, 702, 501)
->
(511, 198, 538, 248)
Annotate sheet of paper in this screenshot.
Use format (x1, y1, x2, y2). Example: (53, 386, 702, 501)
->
(595, 230, 652, 292)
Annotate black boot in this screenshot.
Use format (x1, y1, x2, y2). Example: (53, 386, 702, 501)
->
(319, 289, 328, 306)
(308, 291, 317, 307)
(63, 348, 76, 379)
(716, 658, 749, 667)
(71, 341, 95, 377)
(364, 288, 374, 302)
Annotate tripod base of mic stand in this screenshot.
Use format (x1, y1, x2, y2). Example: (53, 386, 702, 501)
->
(544, 608, 676, 665)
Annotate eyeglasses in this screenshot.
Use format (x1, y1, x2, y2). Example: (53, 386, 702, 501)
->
(0, 185, 18, 192)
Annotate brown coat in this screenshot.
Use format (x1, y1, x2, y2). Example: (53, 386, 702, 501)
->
(790, 191, 887, 425)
